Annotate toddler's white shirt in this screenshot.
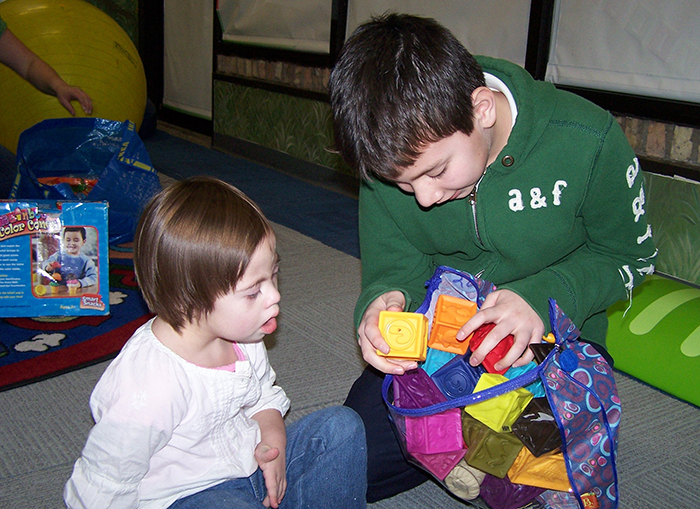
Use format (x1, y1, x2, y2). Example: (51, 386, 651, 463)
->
(64, 318, 290, 509)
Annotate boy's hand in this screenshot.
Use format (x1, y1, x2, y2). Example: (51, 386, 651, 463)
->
(255, 443, 287, 508)
(456, 289, 544, 371)
(358, 291, 418, 375)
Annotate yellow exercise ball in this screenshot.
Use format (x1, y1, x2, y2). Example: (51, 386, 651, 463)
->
(0, 0, 147, 153)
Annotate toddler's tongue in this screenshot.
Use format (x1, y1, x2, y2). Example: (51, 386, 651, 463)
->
(261, 317, 277, 334)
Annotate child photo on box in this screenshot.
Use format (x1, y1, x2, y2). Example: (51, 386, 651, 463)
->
(41, 226, 98, 294)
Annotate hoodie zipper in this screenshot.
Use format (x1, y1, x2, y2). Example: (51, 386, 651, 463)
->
(468, 188, 481, 243)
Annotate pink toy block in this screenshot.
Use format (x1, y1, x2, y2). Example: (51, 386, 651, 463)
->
(393, 369, 465, 456)
(428, 294, 477, 355)
(469, 323, 514, 374)
(405, 408, 464, 455)
(377, 311, 428, 360)
(412, 448, 468, 480)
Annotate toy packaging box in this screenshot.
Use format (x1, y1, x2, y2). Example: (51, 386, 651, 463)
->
(0, 200, 109, 317)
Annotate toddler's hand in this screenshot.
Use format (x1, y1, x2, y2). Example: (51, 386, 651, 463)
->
(358, 291, 417, 375)
(255, 443, 286, 508)
(456, 289, 544, 371)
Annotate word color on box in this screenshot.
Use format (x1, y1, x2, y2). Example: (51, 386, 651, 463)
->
(377, 311, 428, 360)
(428, 294, 477, 355)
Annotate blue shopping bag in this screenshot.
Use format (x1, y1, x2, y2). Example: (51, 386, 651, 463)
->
(10, 118, 161, 245)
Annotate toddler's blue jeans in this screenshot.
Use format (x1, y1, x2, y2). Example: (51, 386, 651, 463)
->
(169, 406, 367, 508)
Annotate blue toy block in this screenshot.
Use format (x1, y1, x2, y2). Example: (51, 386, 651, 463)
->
(422, 347, 457, 375)
(431, 352, 486, 400)
(504, 361, 545, 397)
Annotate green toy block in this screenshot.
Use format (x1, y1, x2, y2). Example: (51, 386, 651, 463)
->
(461, 411, 523, 478)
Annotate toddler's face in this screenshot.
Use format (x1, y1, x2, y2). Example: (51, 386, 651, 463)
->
(202, 236, 281, 344)
(63, 231, 86, 256)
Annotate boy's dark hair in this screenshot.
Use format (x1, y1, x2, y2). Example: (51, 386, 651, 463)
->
(63, 226, 86, 241)
(329, 13, 486, 181)
(134, 176, 274, 332)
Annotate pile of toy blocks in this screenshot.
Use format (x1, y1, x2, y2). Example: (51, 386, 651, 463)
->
(380, 295, 596, 509)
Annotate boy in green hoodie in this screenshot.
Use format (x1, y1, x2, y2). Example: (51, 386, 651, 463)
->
(329, 13, 656, 502)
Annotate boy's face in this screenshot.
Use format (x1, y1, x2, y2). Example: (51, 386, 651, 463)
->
(63, 231, 86, 256)
(393, 130, 490, 208)
(203, 236, 281, 343)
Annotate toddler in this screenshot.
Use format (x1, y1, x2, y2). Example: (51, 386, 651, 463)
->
(64, 176, 367, 508)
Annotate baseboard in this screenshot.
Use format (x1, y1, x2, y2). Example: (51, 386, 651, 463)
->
(213, 132, 359, 198)
(158, 108, 213, 137)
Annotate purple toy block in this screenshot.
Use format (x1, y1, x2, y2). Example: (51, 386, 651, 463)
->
(412, 448, 468, 480)
(393, 368, 446, 409)
(393, 369, 464, 456)
(431, 352, 486, 400)
(480, 474, 545, 509)
(405, 408, 464, 455)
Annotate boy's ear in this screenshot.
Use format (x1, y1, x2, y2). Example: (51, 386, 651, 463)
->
(471, 87, 498, 129)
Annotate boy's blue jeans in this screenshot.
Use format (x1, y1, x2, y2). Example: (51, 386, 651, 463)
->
(169, 406, 367, 508)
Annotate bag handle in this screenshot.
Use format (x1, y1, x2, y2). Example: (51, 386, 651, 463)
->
(415, 266, 495, 315)
(382, 346, 554, 417)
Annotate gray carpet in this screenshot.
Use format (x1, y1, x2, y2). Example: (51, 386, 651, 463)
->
(1, 222, 699, 508)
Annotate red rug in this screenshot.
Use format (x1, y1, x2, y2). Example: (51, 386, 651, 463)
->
(0, 246, 153, 391)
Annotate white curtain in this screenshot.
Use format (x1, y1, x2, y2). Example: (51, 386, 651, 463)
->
(217, 0, 332, 54)
(546, 0, 700, 103)
(216, 0, 531, 65)
(164, 0, 213, 118)
(346, 0, 532, 66)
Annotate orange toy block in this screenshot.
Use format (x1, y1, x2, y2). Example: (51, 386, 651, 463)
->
(377, 311, 429, 361)
(428, 294, 477, 355)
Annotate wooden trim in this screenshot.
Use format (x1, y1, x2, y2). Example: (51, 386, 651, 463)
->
(213, 73, 329, 103)
(639, 156, 700, 183)
(213, 133, 359, 197)
(158, 108, 213, 136)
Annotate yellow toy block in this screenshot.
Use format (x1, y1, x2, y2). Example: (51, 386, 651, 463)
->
(377, 311, 428, 361)
(463, 374, 533, 432)
(507, 447, 572, 492)
(428, 294, 477, 355)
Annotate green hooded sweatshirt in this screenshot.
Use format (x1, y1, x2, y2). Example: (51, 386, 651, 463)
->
(355, 55, 657, 346)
